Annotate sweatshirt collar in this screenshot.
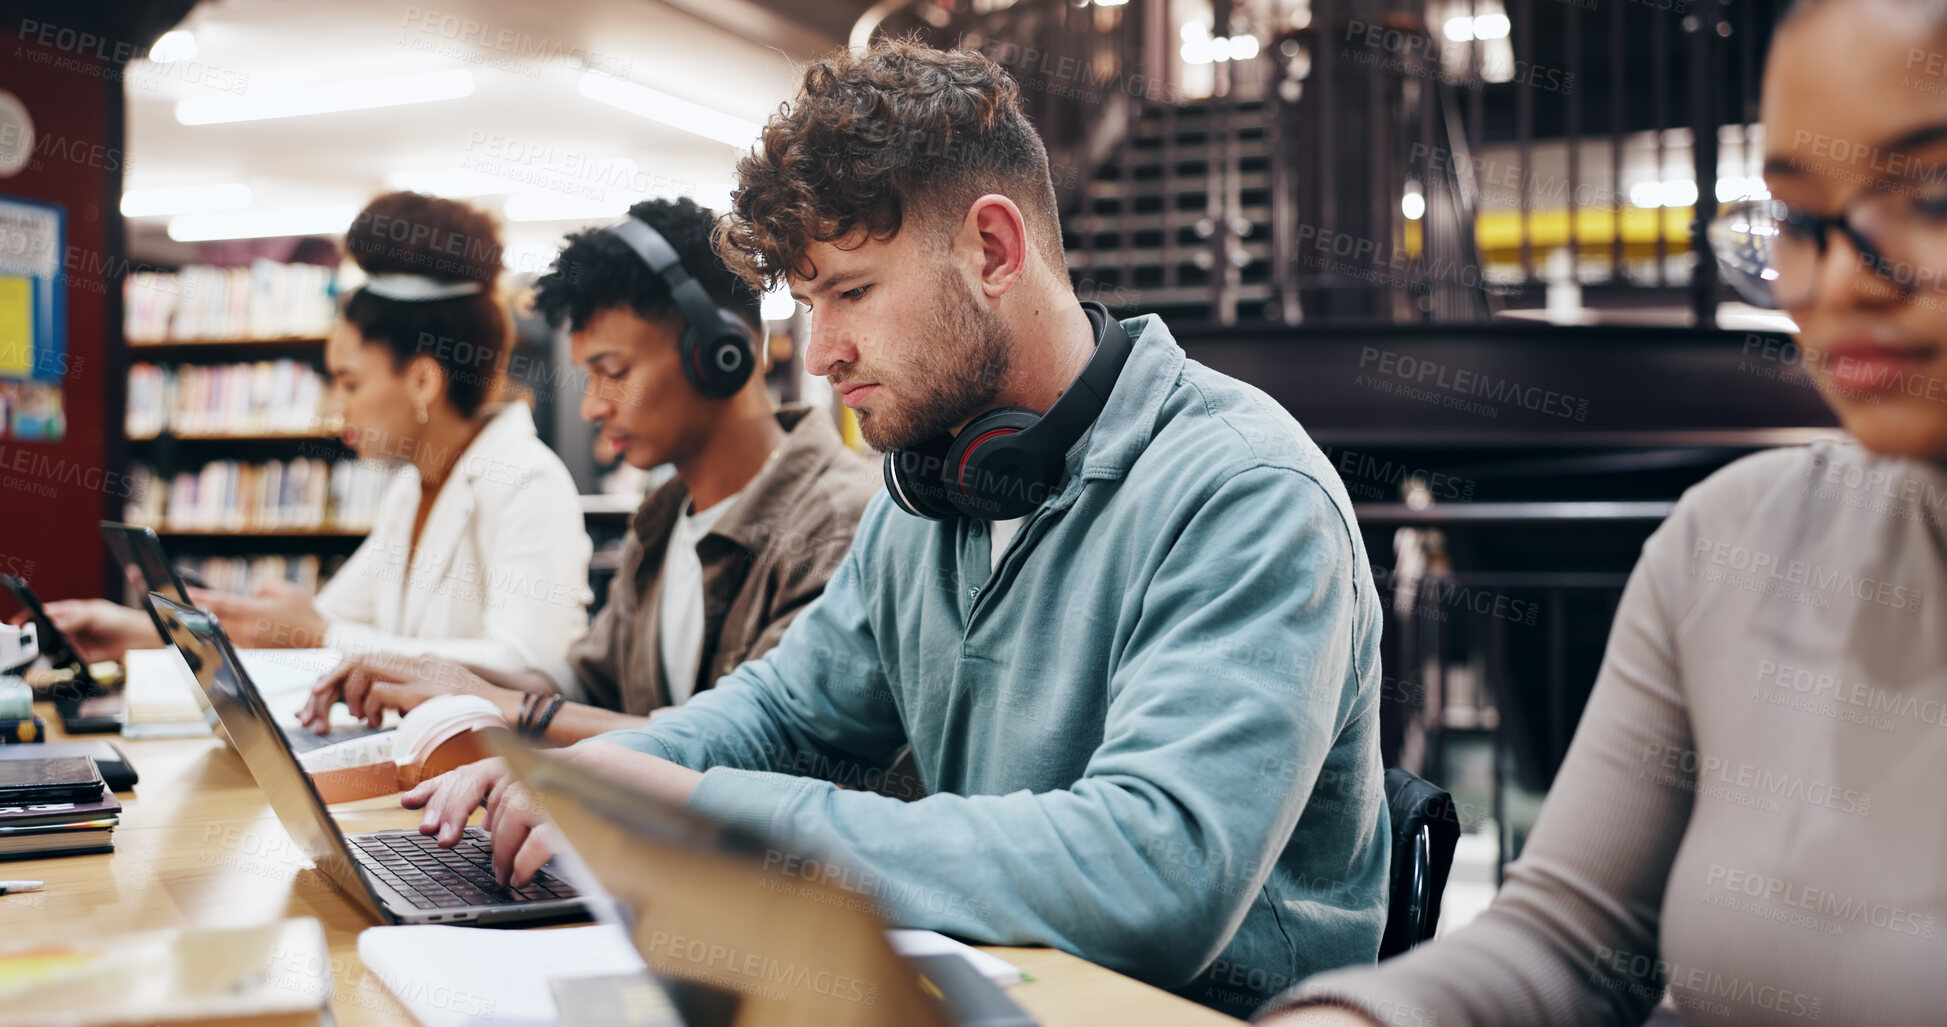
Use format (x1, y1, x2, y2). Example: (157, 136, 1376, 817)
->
(1068, 314, 1183, 484)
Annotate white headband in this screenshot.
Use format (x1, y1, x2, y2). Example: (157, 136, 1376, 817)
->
(361, 273, 486, 302)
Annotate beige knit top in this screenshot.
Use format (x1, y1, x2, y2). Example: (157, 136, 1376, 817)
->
(1267, 439, 1947, 1025)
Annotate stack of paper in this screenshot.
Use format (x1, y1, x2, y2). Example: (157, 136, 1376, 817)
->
(121, 648, 212, 739)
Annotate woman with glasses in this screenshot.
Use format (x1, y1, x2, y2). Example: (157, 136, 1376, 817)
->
(1259, 0, 1947, 1023)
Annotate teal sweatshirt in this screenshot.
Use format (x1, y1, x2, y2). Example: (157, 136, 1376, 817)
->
(592, 313, 1389, 1017)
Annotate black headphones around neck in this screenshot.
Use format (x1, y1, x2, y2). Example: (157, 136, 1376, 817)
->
(884, 301, 1134, 522)
(606, 216, 755, 399)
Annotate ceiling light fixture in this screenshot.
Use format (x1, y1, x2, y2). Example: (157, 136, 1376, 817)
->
(576, 72, 761, 149)
(121, 183, 251, 217)
(148, 30, 198, 64)
(167, 205, 358, 241)
(176, 69, 474, 125)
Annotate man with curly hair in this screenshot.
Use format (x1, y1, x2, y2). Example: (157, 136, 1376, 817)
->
(412, 38, 1387, 1017)
(303, 197, 883, 751)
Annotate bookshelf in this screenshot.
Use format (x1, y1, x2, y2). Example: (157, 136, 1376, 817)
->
(121, 261, 366, 594)
(127, 337, 331, 357)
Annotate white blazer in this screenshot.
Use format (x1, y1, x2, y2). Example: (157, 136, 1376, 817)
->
(315, 403, 592, 672)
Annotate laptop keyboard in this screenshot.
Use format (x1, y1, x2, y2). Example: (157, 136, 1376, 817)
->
(350, 827, 579, 910)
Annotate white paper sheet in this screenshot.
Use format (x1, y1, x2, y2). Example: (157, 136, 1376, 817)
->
(887, 929, 1025, 987)
(358, 924, 648, 1027)
(356, 924, 1025, 1026)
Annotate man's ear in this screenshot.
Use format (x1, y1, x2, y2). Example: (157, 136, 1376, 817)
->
(961, 194, 1030, 300)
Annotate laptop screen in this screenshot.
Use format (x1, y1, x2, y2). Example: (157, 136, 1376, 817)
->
(103, 524, 224, 737)
(147, 591, 389, 923)
(100, 522, 193, 626)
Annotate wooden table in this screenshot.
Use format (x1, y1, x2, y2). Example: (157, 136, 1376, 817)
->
(0, 706, 1239, 1025)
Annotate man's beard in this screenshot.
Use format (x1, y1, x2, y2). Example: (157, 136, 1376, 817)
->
(855, 273, 1013, 452)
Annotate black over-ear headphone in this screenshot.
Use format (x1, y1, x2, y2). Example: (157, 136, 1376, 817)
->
(884, 300, 1134, 522)
(606, 216, 755, 399)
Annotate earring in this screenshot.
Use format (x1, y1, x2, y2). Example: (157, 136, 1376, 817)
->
(414, 404, 429, 425)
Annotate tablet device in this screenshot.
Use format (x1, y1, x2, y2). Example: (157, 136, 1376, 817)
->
(0, 755, 105, 804)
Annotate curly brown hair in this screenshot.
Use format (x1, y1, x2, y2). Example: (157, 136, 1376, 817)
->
(341, 191, 509, 417)
(714, 35, 1066, 291)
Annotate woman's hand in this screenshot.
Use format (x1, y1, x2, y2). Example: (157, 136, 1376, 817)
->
(298, 654, 521, 732)
(191, 580, 331, 649)
(10, 599, 160, 663)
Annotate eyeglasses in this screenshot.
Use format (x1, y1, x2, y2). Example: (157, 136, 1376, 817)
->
(1706, 189, 1947, 310)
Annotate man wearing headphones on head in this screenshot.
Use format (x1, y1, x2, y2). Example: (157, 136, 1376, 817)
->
(299, 197, 883, 750)
(411, 40, 1388, 1017)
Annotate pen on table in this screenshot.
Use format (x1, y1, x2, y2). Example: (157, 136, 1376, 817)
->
(0, 880, 44, 895)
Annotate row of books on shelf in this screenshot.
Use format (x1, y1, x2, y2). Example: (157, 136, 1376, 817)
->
(127, 360, 331, 439)
(125, 260, 337, 343)
(124, 459, 393, 534)
(189, 554, 343, 595)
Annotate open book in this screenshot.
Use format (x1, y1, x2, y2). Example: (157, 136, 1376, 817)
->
(298, 693, 505, 803)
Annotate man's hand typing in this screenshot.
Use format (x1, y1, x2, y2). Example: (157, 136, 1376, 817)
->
(400, 744, 705, 888)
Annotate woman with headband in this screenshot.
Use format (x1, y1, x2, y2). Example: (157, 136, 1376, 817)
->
(1261, 0, 1947, 1022)
(48, 193, 592, 676)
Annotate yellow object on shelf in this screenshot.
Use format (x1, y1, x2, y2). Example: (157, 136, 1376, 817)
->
(838, 404, 865, 453)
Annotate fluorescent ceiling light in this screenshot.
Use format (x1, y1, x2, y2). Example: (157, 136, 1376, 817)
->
(1445, 14, 1510, 41)
(1715, 176, 1769, 202)
(149, 30, 197, 64)
(1472, 14, 1511, 39)
(1182, 33, 1258, 65)
(387, 168, 516, 198)
(503, 192, 629, 223)
(576, 71, 761, 149)
(168, 205, 357, 241)
(176, 69, 474, 125)
(1659, 179, 1699, 208)
(1629, 179, 1707, 209)
(122, 183, 251, 217)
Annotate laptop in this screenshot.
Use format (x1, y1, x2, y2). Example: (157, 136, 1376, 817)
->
(0, 574, 124, 733)
(100, 521, 388, 754)
(147, 591, 586, 927)
(491, 737, 1036, 1026)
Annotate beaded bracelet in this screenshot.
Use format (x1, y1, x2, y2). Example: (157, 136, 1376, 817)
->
(516, 691, 537, 732)
(525, 693, 566, 740)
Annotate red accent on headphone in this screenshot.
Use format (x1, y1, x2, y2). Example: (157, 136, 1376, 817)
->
(689, 341, 708, 384)
(955, 427, 1019, 499)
